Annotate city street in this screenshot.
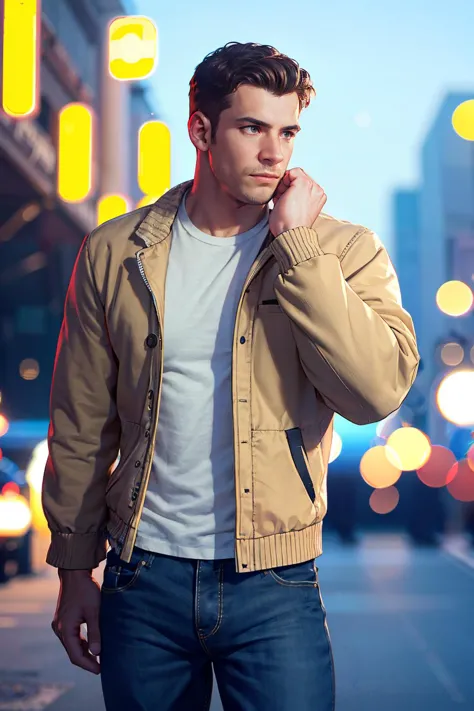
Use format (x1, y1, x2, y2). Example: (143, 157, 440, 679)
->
(0, 532, 473, 710)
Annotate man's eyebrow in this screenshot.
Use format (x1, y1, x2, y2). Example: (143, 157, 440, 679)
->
(235, 116, 301, 132)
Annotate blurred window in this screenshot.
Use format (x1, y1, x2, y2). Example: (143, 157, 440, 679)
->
(36, 96, 53, 135)
(42, 0, 98, 95)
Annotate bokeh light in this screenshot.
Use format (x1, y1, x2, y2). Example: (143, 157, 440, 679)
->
(435, 280, 473, 317)
(108, 16, 158, 81)
(452, 100, 474, 141)
(467, 444, 474, 472)
(329, 431, 342, 464)
(0, 493, 32, 536)
(386, 427, 431, 471)
(97, 194, 130, 225)
(25, 439, 49, 533)
(19, 358, 40, 381)
(0, 415, 9, 438)
(360, 445, 402, 488)
(1, 0, 40, 118)
(446, 459, 474, 502)
(416, 445, 457, 487)
(369, 486, 400, 514)
(436, 370, 474, 426)
(58, 103, 94, 202)
(440, 342, 464, 367)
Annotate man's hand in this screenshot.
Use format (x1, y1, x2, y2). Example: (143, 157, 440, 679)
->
(269, 168, 327, 238)
(51, 569, 101, 675)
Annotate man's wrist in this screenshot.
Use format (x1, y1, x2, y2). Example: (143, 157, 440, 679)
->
(58, 567, 93, 579)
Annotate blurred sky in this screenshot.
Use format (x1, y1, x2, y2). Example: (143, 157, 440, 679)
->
(135, 0, 474, 255)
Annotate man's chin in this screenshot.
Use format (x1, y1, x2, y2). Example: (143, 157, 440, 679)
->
(237, 187, 274, 206)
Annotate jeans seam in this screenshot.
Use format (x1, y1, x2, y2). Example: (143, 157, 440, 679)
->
(195, 563, 202, 631)
(202, 563, 224, 639)
(194, 564, 213, 657)
(318, 585, 336, 711)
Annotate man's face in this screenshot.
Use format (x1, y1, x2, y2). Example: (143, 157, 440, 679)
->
(207, 85, 301, 205)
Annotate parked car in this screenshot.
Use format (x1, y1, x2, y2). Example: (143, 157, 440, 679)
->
(0, 455, 33, 582)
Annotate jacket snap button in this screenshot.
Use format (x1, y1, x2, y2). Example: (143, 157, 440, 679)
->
(135, 460, 141, 467)
(146, 334, 158, 348)
(240, 336, 246, 344)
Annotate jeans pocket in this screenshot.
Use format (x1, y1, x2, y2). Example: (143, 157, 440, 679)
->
(102, 547, 153, 594)
(268, 558, 319, 587)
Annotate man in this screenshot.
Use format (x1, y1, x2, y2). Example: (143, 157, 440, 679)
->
(43, 41, 419, 710)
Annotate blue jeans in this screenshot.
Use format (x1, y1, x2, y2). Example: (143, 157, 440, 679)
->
(99, 546, 335, 710)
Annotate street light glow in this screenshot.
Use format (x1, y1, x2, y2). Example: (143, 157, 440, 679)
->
(369, 486, 399, 514)
(436, 370, 474, 426)
(436, 280, 473, 317)
(452, 100, 474, 141)
(416, 445, 457, 488)
(385, 427, 431, 471)
(440, 342, 464, 367)
(360, 445, 402, 488)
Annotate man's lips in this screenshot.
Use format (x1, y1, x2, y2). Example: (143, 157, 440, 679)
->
(250, 174, 280, 181)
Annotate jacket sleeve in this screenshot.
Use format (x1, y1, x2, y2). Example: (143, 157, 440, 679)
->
(269, 226, 420, 425)
(42, 234, 121, 570)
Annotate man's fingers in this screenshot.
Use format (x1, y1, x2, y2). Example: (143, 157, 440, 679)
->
(84, 609, 101, 657)
(54, 621, 100, 674)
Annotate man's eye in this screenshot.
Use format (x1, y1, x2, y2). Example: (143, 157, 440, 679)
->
(241, 126, 295, 139)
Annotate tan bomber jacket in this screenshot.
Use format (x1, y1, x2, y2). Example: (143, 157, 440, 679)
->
(42, 179, 420, 573)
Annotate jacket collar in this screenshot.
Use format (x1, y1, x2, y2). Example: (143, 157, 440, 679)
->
(135, 179, 274, 254)
(135, 180, 193, 247)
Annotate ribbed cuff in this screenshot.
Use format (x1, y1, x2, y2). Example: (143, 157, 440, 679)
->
(270, 226, 323, 272)
(46, 530, 108, 570)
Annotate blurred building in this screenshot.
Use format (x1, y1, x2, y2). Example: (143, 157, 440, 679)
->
(393, 92, 474, 442)
(0, 0, 158, 421)
(393, 189, 422, 341)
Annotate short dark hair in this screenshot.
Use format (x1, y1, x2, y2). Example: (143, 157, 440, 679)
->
(189, 42, 316, 141)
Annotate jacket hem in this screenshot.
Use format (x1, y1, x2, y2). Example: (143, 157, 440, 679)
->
(106, 510, 323, 574)
(234, 521, 323, 573)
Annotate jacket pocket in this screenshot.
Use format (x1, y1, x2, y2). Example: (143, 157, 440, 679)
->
(285, 427, 315, 504)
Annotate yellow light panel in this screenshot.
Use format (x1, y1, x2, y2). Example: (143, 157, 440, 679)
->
(97, 194, 130, 225)
(2, 0, 40, 118)
(108, 16, 158, 81)
(57, 103, 94, 203)
(138, 121, 171, 197)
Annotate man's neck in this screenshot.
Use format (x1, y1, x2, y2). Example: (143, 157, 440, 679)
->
(185, 176, 267, 238)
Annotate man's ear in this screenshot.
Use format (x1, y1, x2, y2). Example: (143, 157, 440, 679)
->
(188, 111, 212, 152)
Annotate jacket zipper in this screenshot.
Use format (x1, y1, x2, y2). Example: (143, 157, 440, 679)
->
(231, 243, 273, 569)
(123, 241, 273, 564)
(121, 251, 163, 560)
